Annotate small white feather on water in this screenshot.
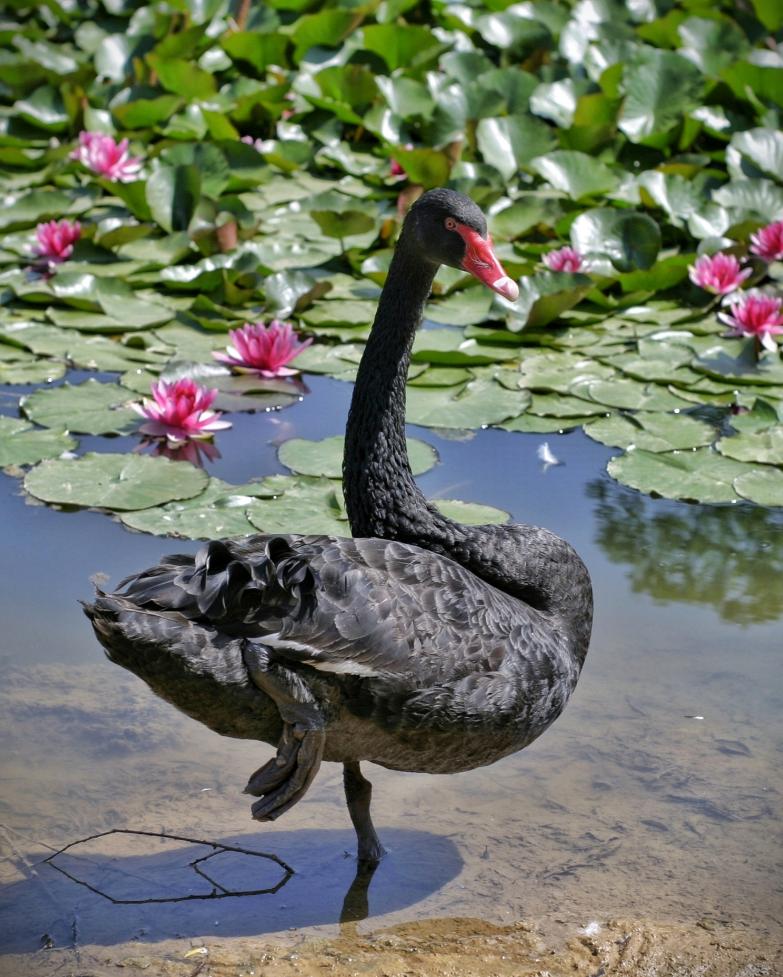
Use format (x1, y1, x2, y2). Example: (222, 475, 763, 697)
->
(537, 441, 561, 470)
(579, 921, 602, 936)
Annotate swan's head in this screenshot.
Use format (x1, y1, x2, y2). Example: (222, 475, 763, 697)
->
(404, 188, 519, 302)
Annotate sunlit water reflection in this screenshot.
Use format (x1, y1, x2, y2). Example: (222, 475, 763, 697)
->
(1, 373, 781, 967)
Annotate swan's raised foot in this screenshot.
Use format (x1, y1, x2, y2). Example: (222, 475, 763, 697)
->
(246, 723, 325, 822)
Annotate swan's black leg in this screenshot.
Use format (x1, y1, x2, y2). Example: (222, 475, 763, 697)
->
(242, 643, 325, 822)
(343, 761, 385, 865)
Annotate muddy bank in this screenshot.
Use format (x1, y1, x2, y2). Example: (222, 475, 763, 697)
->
(3, 915, 779, 977)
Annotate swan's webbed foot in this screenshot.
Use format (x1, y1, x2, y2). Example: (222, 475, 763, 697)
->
(344, 761, 385, 866)
(244, 721, 325, 821)
(241, 641, 326, 822)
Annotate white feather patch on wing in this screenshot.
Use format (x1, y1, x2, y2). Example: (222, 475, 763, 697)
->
(263, 633, 383, 678)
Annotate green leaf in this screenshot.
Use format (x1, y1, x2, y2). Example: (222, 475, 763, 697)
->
(112, 94, 183, 129)
(13, 86, 69, 132)
(147, 55, 217, 98)
(0, 357, 66, 384)
(145, 165, 201, 233)
(0, 417, 76, 468)
(0, 189, 78, 232)
(406, 379, 525, 429)
(570, 208, 661, 271)
(162, 143, 230, 199)
(246, 475, 349, 536)
(278, 435, 438, 479)
(530, 151, 618, 200)
(721, 60, 783, 110)
(584, 412, 715, 452)
(221, 31, 290, 74)
(432, 498, 510, 525)
(750, 0, 783, 30)
(390, 147, 451, 189)
(677, 16, 749, 77)
(728, 128, 783, 182)
(733, 468, 783, 507)
(717, 427, 783, 466)
(24, 453, 209, 511)
(619, 48, 704, 145)
(21, 379, 138, 435)
(476, 116, 557, 182)
(607, 447, 753, 503)
(310, 210, 375, 239)
(584, 377, 689, 411)
(490, 196, 563, 240)
(362, 23, 443, 71)
(120, 478, 274, 538)
(508, 272, 592, 331)
(291, 10, 357, 61)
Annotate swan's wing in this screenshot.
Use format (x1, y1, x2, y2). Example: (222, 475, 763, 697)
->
(115, 534, 518, 684)
(262, 536, 515, 682)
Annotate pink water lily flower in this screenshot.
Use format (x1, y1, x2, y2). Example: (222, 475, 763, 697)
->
(71, 131, 143, 183)
(719, 292, 783, 353)
(543, 246, 585, 273)
(33, 219, 81, 265)
(132, 379, 231, 443)
(749, 220, 783, 263)
(688, 252, 751, 295)
(241, 134, 265, 153)
(214, 320, 312, 377)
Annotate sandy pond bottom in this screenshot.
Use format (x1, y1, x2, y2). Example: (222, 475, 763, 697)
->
(0, 648, 779, 977)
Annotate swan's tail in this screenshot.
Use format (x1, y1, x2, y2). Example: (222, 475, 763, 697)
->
(87, 536, 319, 632)
(82, 538, 319, 741)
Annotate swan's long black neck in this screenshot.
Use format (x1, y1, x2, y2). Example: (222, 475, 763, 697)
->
(343, 235, 592, 666)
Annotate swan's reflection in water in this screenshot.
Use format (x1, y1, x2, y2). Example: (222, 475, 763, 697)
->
(588, 479, 783, 624)
(0, 829, 462, 953)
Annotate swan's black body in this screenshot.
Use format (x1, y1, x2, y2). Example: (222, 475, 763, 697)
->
(85, 189, 593, 864)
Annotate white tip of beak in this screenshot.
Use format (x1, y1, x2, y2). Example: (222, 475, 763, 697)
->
(493, 276, 519, 301)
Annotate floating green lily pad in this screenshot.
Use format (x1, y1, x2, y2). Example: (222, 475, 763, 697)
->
(585, 412, 716, 453)
(0, 357, 66, 384)
(0, 416, 77, 468)
(733, 468, 783, 507)
(21, 379, 139, 435)
(245, 475, 349, 537)
(278, 435, 438, 479)
(717, 427, 783, 465)
(406, 378, 525, 429)
(120, 478, 275, 538)
(24, 452, 209, 510)
(607, 448, 755, 503)
(432, 498, 510, 525)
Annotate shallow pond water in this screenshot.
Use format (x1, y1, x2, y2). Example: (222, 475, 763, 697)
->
(0, 371, 781, 975)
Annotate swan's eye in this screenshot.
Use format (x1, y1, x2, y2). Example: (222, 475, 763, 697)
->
(444, 217, 457, 231)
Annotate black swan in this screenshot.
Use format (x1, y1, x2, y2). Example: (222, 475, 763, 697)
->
(85, 189, 593, 866)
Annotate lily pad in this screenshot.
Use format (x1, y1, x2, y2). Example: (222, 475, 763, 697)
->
(246, 475, 349, 537)
(584, 412, 716, 453)
(0, 357, 66, 384)
(432, 498, 510, 525)
(0, 417, 77, 468)
(733, 468, 783, 507)
(21, 379, 138, 435)
(717, 428, 783, 466)
(278, 435, 438, 479)
(24, 453, 209, 511)
(607, 448, 754, 503)
(120, 478, 275, 538)
(583, 378, 690, 411)
(406, 378, 525, 429)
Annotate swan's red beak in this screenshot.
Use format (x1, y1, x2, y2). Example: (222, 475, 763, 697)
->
(455, 224, 519, 302)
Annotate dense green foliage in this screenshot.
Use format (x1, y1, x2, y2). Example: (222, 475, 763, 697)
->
(1, 0, 782, 523)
